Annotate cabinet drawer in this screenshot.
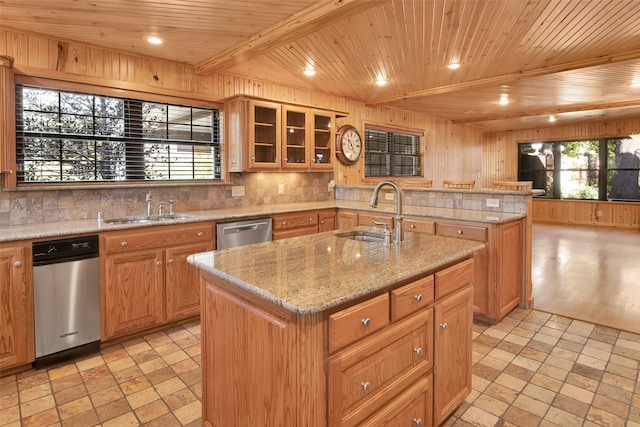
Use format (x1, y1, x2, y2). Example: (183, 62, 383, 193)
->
(435, 258, 474, 299)
(102, 223, 213, 254)
(272, 212, 318, 230)
(329, 309, 432, 427)
(329, 293, 390, 353)
(360, 375, 432, 427)
(404, 218, 435, 235)
(391, 275, 434, 321)
(436, 222, 487, 242)
(357, 212, 395, 230)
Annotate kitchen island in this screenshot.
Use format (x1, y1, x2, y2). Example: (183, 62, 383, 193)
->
(188, 228, 485, 427)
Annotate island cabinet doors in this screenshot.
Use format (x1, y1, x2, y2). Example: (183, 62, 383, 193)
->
(200, 273, 327, 427)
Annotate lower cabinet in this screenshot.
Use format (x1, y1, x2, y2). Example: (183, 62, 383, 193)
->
(318, 208, 337, 232)
(199, 255, 474, 427)
(0, 241, 34, 370)
(101, 223, 213, 341)
(272, 211, 319, 240)
(337, 209, 358, 229)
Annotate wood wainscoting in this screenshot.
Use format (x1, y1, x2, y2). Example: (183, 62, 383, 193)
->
(532, 199, 640, 229)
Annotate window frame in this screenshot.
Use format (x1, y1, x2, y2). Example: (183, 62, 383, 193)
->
(363, 124, 423, 178)
(518, 138, 640, 202)
(12, 76, 223, 187)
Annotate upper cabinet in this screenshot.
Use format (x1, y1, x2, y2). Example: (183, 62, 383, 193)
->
(226, 97, 335, 172)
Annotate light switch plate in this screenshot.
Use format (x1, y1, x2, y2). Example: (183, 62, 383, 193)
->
(486, 198, 500, 208)
(384, 193, 394, 201)
(231, 186, 245, 197)
(278, 183, 285, 195)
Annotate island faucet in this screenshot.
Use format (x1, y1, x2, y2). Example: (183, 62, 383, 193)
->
(369, 180, 403, 244)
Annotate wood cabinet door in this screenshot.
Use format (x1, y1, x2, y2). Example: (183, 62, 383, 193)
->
(337, 210, 358, 229)
(318, 209, 337, 232)
(102, 249, 165, 340)
(310, 111, 334, 170)
(249, 100, 281, 170)
(166, 241, 211, 321)
(282, 106, 309, 169)
(0, 243, 34, 369)
(434, 286, 473, 426)
(496, 219, 524, 319)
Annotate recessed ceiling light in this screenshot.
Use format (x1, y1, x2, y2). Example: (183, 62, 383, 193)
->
(375, 76, 388, 86)
(548, 115, 556, 122)
(499, 93, 509, 105)
(631, 81, 640, 88)
(145, 36, 164, 45)
(448, 62, 461, 70)
(303, 66, 316, 76)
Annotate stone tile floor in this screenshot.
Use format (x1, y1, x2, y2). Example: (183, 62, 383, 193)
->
(1, 309, 639, 426)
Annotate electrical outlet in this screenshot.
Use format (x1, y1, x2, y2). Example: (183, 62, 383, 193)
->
(384, 193, 394, 201)
(278, 183, 285, 195)
(597, 210, 603, 217)
(231, 186, 245, 197)
(486, 198, 500, 208)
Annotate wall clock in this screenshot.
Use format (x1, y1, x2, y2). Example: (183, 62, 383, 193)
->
(335, 125, 363, 165)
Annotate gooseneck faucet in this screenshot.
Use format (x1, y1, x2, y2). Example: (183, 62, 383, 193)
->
(369, 180, 403, 244)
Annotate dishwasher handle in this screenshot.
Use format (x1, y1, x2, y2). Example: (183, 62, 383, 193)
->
(221, 221, 270, 234)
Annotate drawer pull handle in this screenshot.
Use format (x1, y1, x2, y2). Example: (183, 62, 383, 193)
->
(197, 232, 203, 237)
(440, 322, 448, 329)
(14, 261, 22, 267)
(361, 381, 371, 392)
(121, 241, 128, 247)
(361, 318, 371, 327)
(457, 229, 463, 234)
(413, 418, 422, 426)
(413, 347, 423, 356)
(414, 294, 423, 302)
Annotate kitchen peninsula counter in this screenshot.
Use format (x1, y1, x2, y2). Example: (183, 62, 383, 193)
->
(189, 229, 485, 427)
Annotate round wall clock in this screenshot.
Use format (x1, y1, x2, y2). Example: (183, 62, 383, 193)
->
(335, 125, 363, 165)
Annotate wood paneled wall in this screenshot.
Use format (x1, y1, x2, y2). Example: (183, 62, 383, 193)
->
(484, 121, 640, 228)
(0, 27, 484, 189)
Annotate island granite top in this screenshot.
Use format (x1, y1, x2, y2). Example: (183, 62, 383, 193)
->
(188, 227, 485, 314)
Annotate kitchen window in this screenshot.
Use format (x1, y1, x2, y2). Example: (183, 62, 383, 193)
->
(364, 126, 422, 177)
(518, 138, 640, 201)
(15, 83, 221, 184)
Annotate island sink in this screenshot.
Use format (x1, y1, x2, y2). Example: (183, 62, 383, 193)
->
(335, 230, 387, 243)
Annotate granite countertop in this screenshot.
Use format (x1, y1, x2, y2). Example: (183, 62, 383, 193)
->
(0, 199, 525, 242)
(188, 227, 485, 314)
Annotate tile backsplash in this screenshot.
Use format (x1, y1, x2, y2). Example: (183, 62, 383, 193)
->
(0, 172, 335, 227)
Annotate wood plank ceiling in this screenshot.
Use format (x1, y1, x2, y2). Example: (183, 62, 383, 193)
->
(3, 0, 640, 132)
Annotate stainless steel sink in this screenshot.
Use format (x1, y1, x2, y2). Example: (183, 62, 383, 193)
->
(103, 213, 195, 224)
(335, 230, 387, 243)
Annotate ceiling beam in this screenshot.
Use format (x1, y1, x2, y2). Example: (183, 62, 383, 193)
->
(196, 0, 386, 74)
(452, 100, 640, 125)
(366, 49, 640, 106)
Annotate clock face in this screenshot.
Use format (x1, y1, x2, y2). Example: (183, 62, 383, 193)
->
(336, 125, 362, 165)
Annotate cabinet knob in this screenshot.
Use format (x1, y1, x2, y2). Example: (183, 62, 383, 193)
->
(320, 220, 324, 224)
(413, 418, 422, 426)
(410, 223, 416, 228)
(361, 318, 371, 327)
(413, 347, 423, 356)
(282, 221, 287, 226)
(121, 241, 128, 247)
(167, 259, 174, 264)
(457, 229, 463, 234)
(14, 261, 22, 267)
(414, 294, 423, 302)
(197, 232, 203, 237)
(360, 381, 371, 392)
(308, 218, 313, 222)
(440, 322, 448, 329)
(156, 261, 162, 266)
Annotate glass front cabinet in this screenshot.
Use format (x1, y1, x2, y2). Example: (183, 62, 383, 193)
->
(226, 97, 335, 172)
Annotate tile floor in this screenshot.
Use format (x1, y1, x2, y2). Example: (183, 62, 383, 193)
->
(1, 309, 640, 426)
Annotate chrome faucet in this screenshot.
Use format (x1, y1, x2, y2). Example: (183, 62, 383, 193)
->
(145, 192, 153, 217)
(369, 180, 403, 244)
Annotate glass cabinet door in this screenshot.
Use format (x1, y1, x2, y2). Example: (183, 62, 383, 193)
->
(311, 112, 334, 169)
(283, 107, 308, 169)
(249, 101, 281, 169)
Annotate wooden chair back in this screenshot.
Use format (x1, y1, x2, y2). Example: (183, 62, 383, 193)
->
(403, 179, 433, 188)
(491, 180, 533, 191)
(442, 180, 475, 189)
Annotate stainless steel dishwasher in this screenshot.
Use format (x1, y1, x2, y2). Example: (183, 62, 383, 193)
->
(216, 217, 272, 249)
(32, 235, 101, 367)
